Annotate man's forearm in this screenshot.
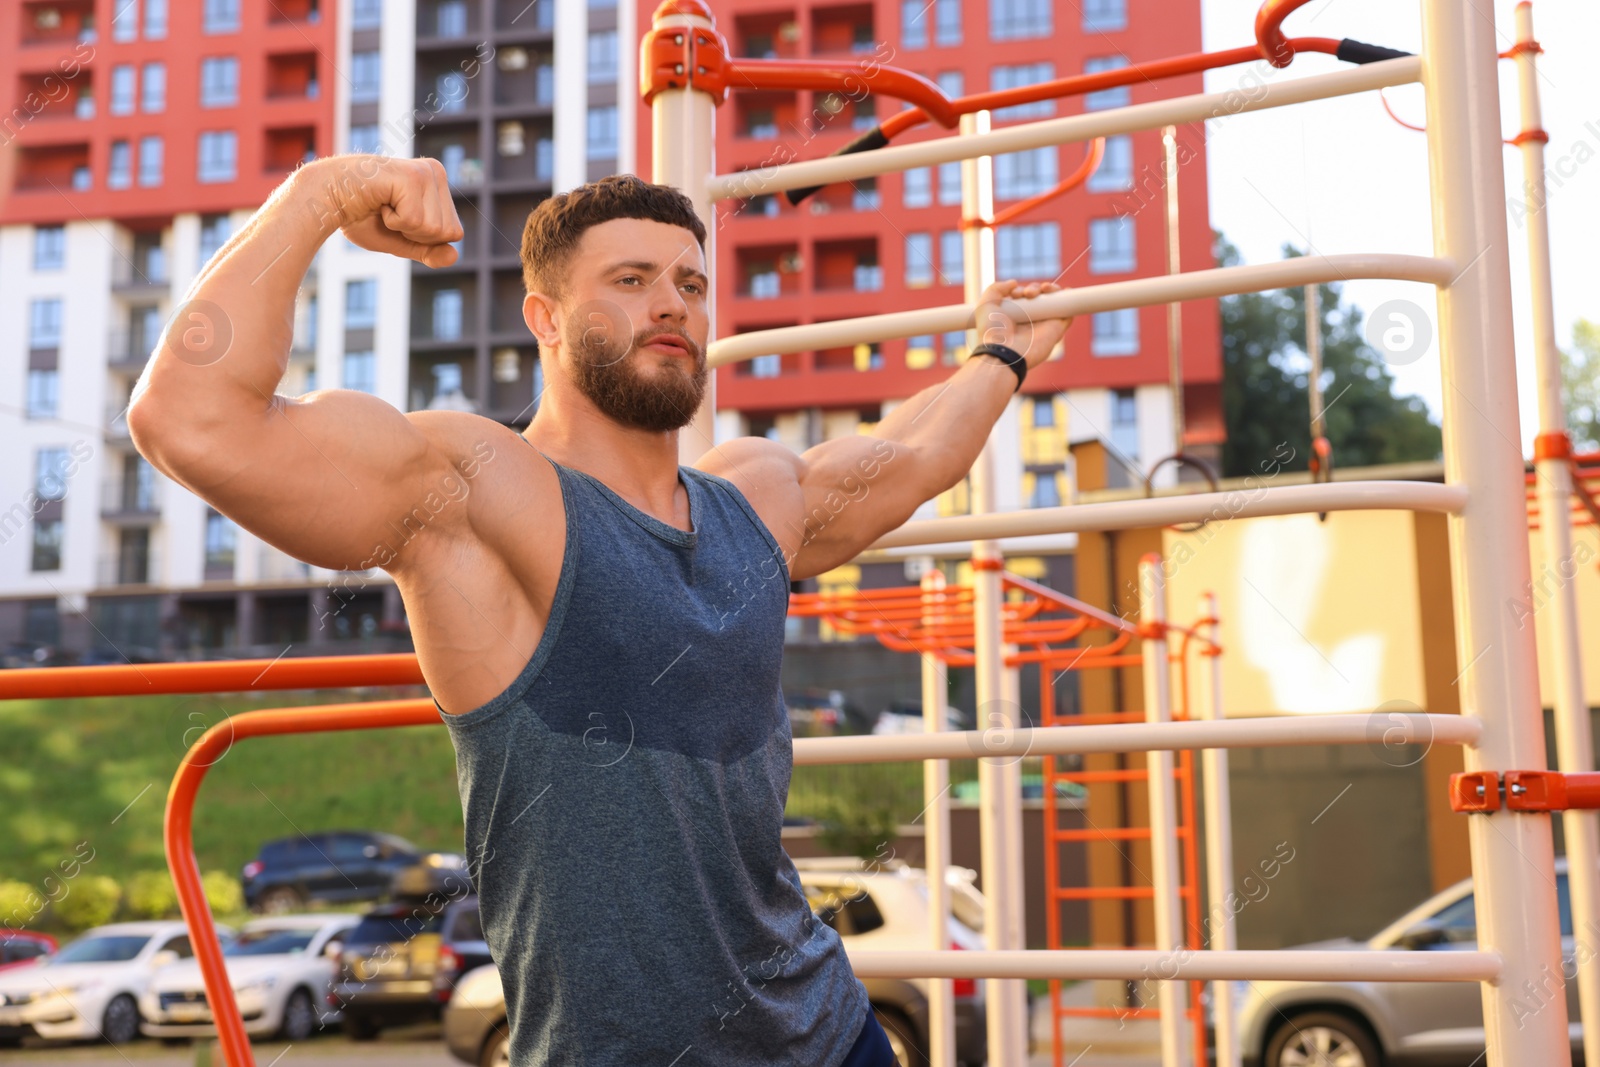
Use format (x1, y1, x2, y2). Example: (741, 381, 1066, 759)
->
(867, 352, 1020, 495)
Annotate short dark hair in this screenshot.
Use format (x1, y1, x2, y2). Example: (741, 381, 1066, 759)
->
(520, 174, 707, 304)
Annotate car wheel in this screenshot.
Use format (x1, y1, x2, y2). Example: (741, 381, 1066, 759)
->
(1264, 1011, 1383, 1067)
(101, 993, 141, 1045)
(479, 1025, 511, 1067)
(257, 887, 305, 914)
(341, 1014, 381, 1041)
(277, 988, 317, 1042)
(873, 1007, 929, 1067)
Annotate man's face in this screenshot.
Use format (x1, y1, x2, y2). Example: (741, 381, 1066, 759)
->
(555, 218, 710, 434)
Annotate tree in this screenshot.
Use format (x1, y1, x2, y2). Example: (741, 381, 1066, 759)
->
(1562, 319, 1600, 451)
(1218, 235, 1442, 479)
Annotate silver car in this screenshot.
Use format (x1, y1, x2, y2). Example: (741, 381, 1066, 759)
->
(1237, 859, 1582, 1066)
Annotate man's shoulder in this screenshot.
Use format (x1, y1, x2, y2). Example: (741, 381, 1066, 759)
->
(406, 409, 529, 481)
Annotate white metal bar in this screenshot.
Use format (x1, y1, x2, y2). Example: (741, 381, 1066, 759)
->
(1513, 7, 1600, 1067)
(868, 480, 1468, 549)
(921, 570, 955, 1067)
(845, 949, 1501, 983)
(791, 713, 1479, 764)
(646, 8, 718, 465)
(708, 254, 1453, 365)
(1163, 126, 1185, 458)
(1198, 594, 1240, 1067)
(1422, 2, 1569, 1063)
(1140, 557, 1186, 1067)
(706, 57, 1422, 200)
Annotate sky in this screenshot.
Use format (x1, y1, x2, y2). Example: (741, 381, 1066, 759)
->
(1197, 0, 1599, 450)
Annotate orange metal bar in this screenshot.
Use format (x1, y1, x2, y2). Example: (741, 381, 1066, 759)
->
(0, 653, 425, 700)
(962, 138, 1106, 231)
(164, 698, 441, 1067)
(1255, 0, 1320, 66)
(722, 58, 959, 125)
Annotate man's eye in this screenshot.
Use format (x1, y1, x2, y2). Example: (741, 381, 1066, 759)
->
(619, 275, 642, 285)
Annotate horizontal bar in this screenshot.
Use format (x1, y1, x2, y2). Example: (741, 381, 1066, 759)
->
(791, 712, 1479, 764)
(707, 254, 1452, 365)
(866, 480, 1468, 550)
(707, 56, 1421, 200)
(0, 653, 425, 701)
(845, 948, 1500, 983)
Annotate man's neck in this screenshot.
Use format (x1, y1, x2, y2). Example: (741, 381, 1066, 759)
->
(524, 403, 684, 506)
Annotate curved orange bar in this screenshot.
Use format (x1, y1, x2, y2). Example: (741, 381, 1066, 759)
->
(164, 698, 442, 1067)
(0, 653, 424, 700)
(1255, 0, 1319, 67)
(964, 137, 1106, 231)
(725, 58, 957, 127)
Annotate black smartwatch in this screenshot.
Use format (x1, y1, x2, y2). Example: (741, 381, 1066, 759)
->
(970, 342, 1028, 393)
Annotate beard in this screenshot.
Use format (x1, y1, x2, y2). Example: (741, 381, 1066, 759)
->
(562, 310, 708, 433)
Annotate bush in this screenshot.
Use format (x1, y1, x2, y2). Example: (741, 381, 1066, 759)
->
(201, 870, 244, 917)
(55, 875, 121, 931)
(125, 870, 179, 920)
(0, 880, 44, 930)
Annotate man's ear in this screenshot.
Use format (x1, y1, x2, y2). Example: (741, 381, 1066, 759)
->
(524, 290, 561, 348)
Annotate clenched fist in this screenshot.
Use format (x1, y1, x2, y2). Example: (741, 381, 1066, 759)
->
(301, 154, 465, 269)
(971, 279, 1074, 369)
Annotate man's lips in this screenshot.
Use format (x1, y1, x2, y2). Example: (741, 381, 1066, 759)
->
(645, 336, 691, 355)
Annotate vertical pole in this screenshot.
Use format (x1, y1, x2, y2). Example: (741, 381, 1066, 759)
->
(1421, 2, 1568, 1063)
(645, 4, 718, 465)
(1198, 593, 1239, 1067)
(1139, 555, 1185, 1067)
(922, 569, 955, 1067)
(962, 108, 1026, 1067)
(1306, 283, 1324, 444)
(1161, 126, 1184, 460)
(1513, 7, 1600, 1066)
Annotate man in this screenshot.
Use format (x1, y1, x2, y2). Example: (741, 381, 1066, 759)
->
(129, 156, 1072, 1066)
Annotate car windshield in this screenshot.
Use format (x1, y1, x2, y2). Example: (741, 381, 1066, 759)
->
(50, 935, 150, 964)
(224, 929, 319, 956)
(346, 914, 443, 946)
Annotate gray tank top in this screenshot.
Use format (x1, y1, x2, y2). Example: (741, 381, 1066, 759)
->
(437, 443, 871, 1066)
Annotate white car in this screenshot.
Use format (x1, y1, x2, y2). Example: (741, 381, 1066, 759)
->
(140, 913, 359, 1041)
(0, 920, 233, 1047)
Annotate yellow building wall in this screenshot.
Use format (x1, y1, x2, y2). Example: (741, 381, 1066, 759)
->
(1527, 523, 1600, 706)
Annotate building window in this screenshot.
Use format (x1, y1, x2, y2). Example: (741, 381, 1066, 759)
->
(141, 63, 165, 112)
(852, 98, 876, 131)
(587, 106, 619, 159)
(992, 63, 1055, 122)
(906, 334, 936, 369)
(108, 140, 133, 189)
(940, 330, 967, 365)
(996, 221, 1060, 278)
(744, 107, 776, 139)
(30, 299, 63, 349)
(1028, 470, 1061, 508)
(205, 511, 236, 571)
(199, 213, 231, 264)
(905, 233, 934, 287)
(110, 65, 136, 115)
(903, 166, 932, 208)
(343, 350, 377, 394)
(991, 0, 1050, 40)
(535, 64, 555, 106)
(434, 0, 468, 35)
(34, 226, 65, 271)
(345, 279, 377, 329)
(853, 255, 882, 292)
(349, 124, 381, 155)
(1111, 388, 1139, 461)
(138, 136, 163, 186)
(27, 370, 60, 419)
(36, 448, 70, 500)
(901, 0, 927, 48)
(31, 520, 63, 572)
(1083, 0, 1127, 32)
(1087, 135, 1133, 193)
(433, 289, 464, 340)
(937, 160, 962, 205)
(934, 0, 961, 45)
(201, 57, 239, 107)
(1033, 395, 1055, 428)
(937, 70, 964, 100)
(1088, 217, 1135, 273)
(197, 131, 237, 182)
(994, 146, 1057, 200)
(144, 0, 168, 38)
(352, 0, 382, 28)
(851, 178, 880, 210)
(204, 0, 241, 34)
(750, 354, 781, 378)
(588, 30, 618, 82)
(1085, 56, 1131, 111)
(435, 71, 469, 113)
(113, 0, 138, 41)
(351, 52, 381, 103)
(536, 138, 554, 181)
(1092, 308, 1140, 356)
(939, 230, 964, 286)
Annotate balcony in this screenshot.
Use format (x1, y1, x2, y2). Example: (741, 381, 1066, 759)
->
(105, 402, 132, 442)
(418, 0, 480, 43)
(810, 3, 874, 55)
(267, 0, 322, 25)
(264, 126, 317, 175)
(98, 546, 161, 588)
(737, 244, 802, 300)
(265, 53, 320, 101)
(735, 12, 801, 60)
(101, 476, 161, 520)
(106, 328, 159, 369)
(12, 143, 91, 194)
(814, 237, 879, 293)
(112, 252, 168, 292)
(258, 545, 312, 583)
(21, 0, 96, 48)
(494, 0, 553, 34)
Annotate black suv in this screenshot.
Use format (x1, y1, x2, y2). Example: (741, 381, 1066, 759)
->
(241, 830, 459, 913)
(331, 895, 492, 1039)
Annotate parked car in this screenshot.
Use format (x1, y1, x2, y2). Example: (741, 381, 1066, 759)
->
(0, 920, 233, 1047)
(1236, 858, 1582, 1067)
(439, 859, 990, 1067)
(0, 931, 57, 972)
(240, 830, 465, 913)
(331, 895, 490, 1040)
(139, 913, 359, 1041)
(785, 689, 848, 736)
(872, 701, 974, 735)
